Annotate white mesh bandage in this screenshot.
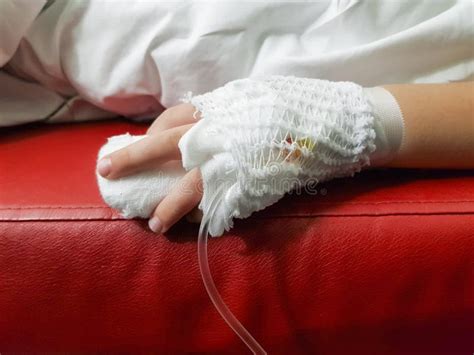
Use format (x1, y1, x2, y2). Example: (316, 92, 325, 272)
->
(96, 77, 404, 236)
(179, 76, 400, 236)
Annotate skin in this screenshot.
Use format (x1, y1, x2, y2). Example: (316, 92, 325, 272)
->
(97, 82, 474, 234)
(383, 83, 474, 169)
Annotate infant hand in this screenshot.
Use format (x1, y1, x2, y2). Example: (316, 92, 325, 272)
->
(97, 103, 203, 234)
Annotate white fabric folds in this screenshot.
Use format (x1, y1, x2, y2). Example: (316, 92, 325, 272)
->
(3, 0, 473, 127)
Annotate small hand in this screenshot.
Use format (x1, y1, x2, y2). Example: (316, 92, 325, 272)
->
(97, 103, 203, 234)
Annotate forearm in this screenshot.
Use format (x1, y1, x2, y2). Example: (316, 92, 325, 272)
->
(381, 82, 474, 169)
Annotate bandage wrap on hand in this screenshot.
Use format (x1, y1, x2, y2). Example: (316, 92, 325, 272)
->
(179, 76, 390, 236)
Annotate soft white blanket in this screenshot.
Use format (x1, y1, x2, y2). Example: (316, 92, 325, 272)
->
(1, 0, 473, 126)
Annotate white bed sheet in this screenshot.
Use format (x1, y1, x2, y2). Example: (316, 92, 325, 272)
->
(1, 0, 473, 126)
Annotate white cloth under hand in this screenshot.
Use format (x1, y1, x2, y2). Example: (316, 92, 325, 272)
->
(96, 134, 186, 218)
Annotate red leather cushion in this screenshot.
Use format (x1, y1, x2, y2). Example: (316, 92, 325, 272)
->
(1, 121, 473, 354)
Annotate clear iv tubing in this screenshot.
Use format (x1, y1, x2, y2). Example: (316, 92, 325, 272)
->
(197, 208, 267, 354)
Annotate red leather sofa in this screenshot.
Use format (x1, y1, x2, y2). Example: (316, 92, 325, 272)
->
(1, 120, 472, 354)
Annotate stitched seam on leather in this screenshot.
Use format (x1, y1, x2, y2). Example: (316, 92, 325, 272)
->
(2, 211, 474, 222)
(255, 211, 474, 219)
(1, 200, 474, 210)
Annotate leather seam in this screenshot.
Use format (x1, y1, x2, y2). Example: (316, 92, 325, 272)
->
(2, 211, 474, 222)
(1, 200, 474, 210)
(256, 211, 474, 219)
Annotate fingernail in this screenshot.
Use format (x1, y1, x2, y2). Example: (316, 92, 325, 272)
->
(97, 158, 112, 177)
(148, 217, 163, 234)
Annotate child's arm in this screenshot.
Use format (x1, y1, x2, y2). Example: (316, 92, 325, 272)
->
(383, 82, 474, 169)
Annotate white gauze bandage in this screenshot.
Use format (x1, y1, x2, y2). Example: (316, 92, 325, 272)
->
(96, 76, 403, 235)
(96, 133, 186, 218)
(179, 76, 404, 236)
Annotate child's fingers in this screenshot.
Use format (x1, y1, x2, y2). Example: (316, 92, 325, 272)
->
(98, 124, 193, 179)
(147, 103, 200, 135)
(148, 168, 203, 234)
